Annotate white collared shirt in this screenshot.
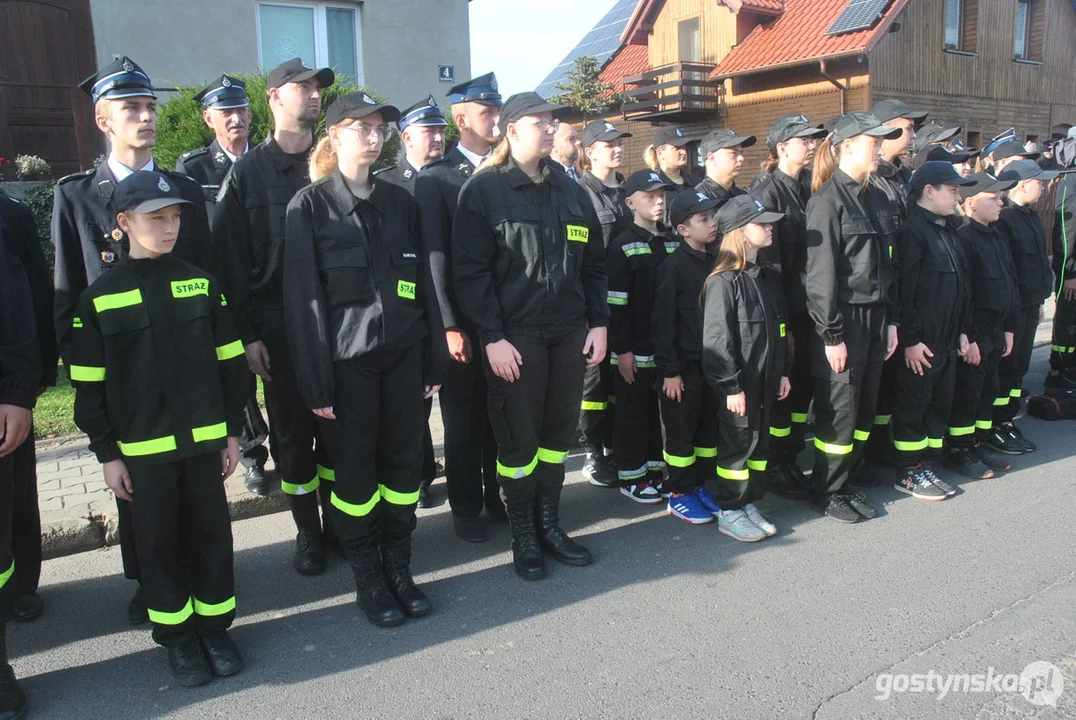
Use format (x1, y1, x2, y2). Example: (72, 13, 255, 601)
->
(107, 155, 154, 181)
(456, 143, 490, 169)
(221, 142, 250, 164)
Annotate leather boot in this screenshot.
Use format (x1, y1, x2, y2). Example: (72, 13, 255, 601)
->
(535, 482, 593, 566)
(381, 539, 431, 618)
(347, 548, 405, 627)
(293, 526, 327, 576)
(0, 630, 26, 719)
(505, 495, 546, 580)
(198, 629, 245, 677)
(166, 635, 212, 688)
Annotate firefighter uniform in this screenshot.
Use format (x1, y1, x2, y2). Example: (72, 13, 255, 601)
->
(1051, 169, 1076, 386)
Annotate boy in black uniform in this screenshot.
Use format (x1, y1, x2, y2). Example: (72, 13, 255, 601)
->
(53, 56, 211, 624)
(890, 162, 974, 501)
(694, 128, 754, 206)
(70, 171, 248, 687)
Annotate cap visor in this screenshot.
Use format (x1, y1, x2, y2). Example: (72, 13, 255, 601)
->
(292, 67, 336, 88)
(664, 136, 693, 148)
(905, 110, 929, 121)
(753, 210, 785, 224)
(1036, 169, 1059, 180)
(587, 130, 633, 146)
(865, 126, 904, 140)
(933, 126, 961, 143)
(347, 104, 402, 123)
(126, 198, 195, 214)
(793, 127, 828, 139)
(209, 100, 250, 110)
(630, 181, 675, 193)
(738, 135, 757, 148)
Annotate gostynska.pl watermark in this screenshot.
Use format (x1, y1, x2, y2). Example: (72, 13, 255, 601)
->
(875, 661, 1064, 706)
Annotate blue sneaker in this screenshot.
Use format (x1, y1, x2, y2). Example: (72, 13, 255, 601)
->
(667, 491, 714, 525)
(694, 486, 722, 516)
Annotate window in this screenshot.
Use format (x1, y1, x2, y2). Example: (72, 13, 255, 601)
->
(1013, 0, 1043, 61)
(943, 0, 978, 52)
(257, 2, 363, 82)
(966, 130, 981, 151)
(678, 18, 700, 62)
(1015, 0, 1030, 58)
(944, 0, 961, 48)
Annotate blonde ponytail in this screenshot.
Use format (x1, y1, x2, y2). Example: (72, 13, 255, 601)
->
(476, 138, 511, 174)
(643, 144, 659, 170)
(760, 149, 779, 175)
(811, 136, 838, 194)
(308, 136, 337, 182)
(578, 150, 593, 175)
(710, 227, 750, 277)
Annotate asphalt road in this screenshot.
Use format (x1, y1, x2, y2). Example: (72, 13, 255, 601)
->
(10, 347, 1076, 719)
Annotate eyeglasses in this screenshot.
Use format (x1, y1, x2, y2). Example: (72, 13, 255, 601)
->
(340, 123, 393, 142)
(519, 117, 560, 133)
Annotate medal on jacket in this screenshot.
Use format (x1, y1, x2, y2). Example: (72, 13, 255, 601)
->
(458, 163, 471, 178)
(100, 249, 116, 263)
(110, 228, 124, 242)
(403, 168, 414, 180)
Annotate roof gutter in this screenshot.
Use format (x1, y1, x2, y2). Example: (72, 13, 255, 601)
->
(819, 58, 847, 114)
(713, 50, 862, 80)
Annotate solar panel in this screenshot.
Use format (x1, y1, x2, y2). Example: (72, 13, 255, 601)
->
(825, 0, 893, 36)
(535, 0, 637, 98)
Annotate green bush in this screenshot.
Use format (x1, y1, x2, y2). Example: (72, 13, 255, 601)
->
(20, 181, 55, 271)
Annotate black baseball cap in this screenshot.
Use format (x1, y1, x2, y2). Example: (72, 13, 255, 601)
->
(582, 120, 632, 147)
(912, 123, 961, 153)
(267, 58, 335, 90)
(991, 138, 1040, 161)
(909, 161, 977, 190)
(669, 189, 720, 228)
(700, 128, 756, 155)
(114, 171, 195, 214)
(653, 126, 692, 148)
(998, 159, 1059, 182)
(912, 145, 972, 170)
(958, 172, 1018, 200)
(767, 114, 826, 150)
(830, 112, 903, 145)
(872, 98, 928, 123)
(622, 168, 675, 196)
(716, 195, 784, 234)
(497, 92, 571, 136)
(324, 91, 401, 127)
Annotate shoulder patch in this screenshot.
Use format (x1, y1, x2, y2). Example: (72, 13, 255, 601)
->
(373, 166, 396, 176)
(180, 147, 210, 160)
(57, 168, 95, 185)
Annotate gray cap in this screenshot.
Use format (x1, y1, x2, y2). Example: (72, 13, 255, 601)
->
(830, 112, 903, 145)
(998, 159, 1059, 182)
(766, 114, 826, 150)
(701, 128, 756, 155)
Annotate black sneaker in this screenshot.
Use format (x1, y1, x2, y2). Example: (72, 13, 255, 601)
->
(841, 491, 877, 519)
(920, 464, 957, 497)
(982, 426, 1025, 455)
(893, 466, 947, 501)
(766, 465, 809, 500)
(945, 448, 994, 480)
(1001, 422, 1036, 453)
(810, 493, 860, 523)
(972, 445, 1012, 473)
(583, 453, 618, 487)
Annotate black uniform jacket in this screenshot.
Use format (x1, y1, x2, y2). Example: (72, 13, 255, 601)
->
(606, 223, 676, 359)
(579, 171, 631, 251)
(284, 170, 448, 410)
(871, 158, 911, 220)
(69, 256, 248, 466)
(413, 146, 476, 331)
(1054, 173, 1076, 289)
(695, 176, 745, 208)
(52, 162, 210, 361)
(452, 156, 609, 346)
(805, 168, 901, 346)
(997, 201, 1053, 307)
(213, 133, 312, 345)
(702, 263, 789, 402)
(896, 206, 972, 351)
(652, 239, 715, 379)
(375, 157, 421, 196)
(751, 167, 811, 312)
(959, 219, 1021, 342)
(0, 229, 41, 410)
(176, 139, 236, 219)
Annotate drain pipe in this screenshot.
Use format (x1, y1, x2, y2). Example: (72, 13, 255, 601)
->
(820, 59, 847, 114)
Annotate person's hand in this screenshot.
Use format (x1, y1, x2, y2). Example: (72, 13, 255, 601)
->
(583, 327, 607, 368)
(221, 436, 240, 480)
(1064, 279, 1076, 302)
(424, 384, 441, 399)
(663, 376, 683, 402)
(0, 405, 32, 456)
(778, 376, 791, 400)
(1003, 331, 1014, 357)
(904, 342, 934, 375)
(886, 325, 899, 360)
(313, 407, 336, 420)
(958, 334, 970, 356)
(446, 328, 472, 364)
(103, 459, 134, 502)
(826, 342, 848, 374)
(963, 342, 981, 366)
(727, 392, 747, 417)
(617, 352, 636, 384)
(487, 339, 523, 382)
(244, 341, 272, 381)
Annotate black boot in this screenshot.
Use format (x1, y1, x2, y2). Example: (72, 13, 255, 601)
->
(244, 463, 268, 495)
(505, 495, 547, 581)
(0, 631, 26, 719)
(128, 584, 148, 625)
(381, 539, 431, 618)
(198, 629, 245, 677)
(347, 548, 405, 627)
(167, 635, 213, 688)
(293, 526, 326, 576)
(535, 483, 593, 567)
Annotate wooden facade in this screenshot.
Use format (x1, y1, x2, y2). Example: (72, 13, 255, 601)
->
(646, 0, 741, 67)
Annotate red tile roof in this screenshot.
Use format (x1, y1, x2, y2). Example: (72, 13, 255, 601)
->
(599, 44, 653, 91)
(723, 0, 785, 13)
(712, 0, 908, 77)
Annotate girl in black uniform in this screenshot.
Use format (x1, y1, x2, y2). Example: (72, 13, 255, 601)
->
(452, 93, 608, 581)
(645, 126, 703, 190)
(284, 92, 448, 627)
(703, 196, 788, 542)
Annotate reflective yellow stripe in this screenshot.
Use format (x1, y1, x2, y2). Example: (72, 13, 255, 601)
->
(663, 450, 696, 467)
(693, 446, 717, 459)
(949, 425, 976, 437)
(874, 415, 892, 426)
(854, 429, 871, 442)
(893, 438, 928, 452)
(215, 339, 245, 361)
(790, 412, 809, 424)
(192, 422, 227, 443)
(717, 466, 750, 480)
(1009, 389, 1022, 398)
(993, 396, 1010, 406)
(72, 317, 83, 329)
(281, 475, 319, 495)
(976, 419, 993, 430)
(618, 464, 648, 480)
(317, 465, 335, 482)
(193, 596, 236, 616)
(147, 598, 193, 626)
(118, 435, 178, 457)
(171, 278, 209, 299)
(779, 323, 786, 338)
(331, 490, 380, 516)
(537, 447, 568, 464)
(380, 485, 420, 505)
(927, 437, 944, 449)
(69, 365, 106, 382)
(0, 560, 13, 589)
(769, 426, 791, 438)
(93, 288, 143, 313)
(581, 400, 607, 411)
(220, 294, 228, 307)
(814, 438, 853, 455)
(746, 459, 768, 471)
(497, 453, 538, 479)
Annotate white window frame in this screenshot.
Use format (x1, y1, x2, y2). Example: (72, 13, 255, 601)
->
(255, 1, 365, 85)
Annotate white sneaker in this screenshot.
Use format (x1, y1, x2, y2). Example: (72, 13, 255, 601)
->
(717, 509, 766, 542)
(620, 482, 663, 505)
(742, 503, 777, 537)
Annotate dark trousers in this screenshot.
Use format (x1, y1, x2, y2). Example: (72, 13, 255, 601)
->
(613, 365, 663, 483)
(810, 303, 888, 496)
(487, 329, 587, 503)
(422, 398, 436, 485)
(948, 331, 1003, 450)
(439, 344, 499, 519)
(1050, 293, 1076, 375)
(579, 361, 615, 453)
(129, 453, 235, 648)
(326, 345, 423, 551)
(238, 376, 271, 469)
(709, 389, 770, 511)
(770, 312, 813, 464)
(995, 304, 1040, 424)
(658, 361, 718, 494)
(10, 434, 40, 596)
(0, 449, 19, 627)
(892, 348, 956, 468)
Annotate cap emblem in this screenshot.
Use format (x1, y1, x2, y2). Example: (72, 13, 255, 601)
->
(222, 76, 232, 88)
(490, 76, 499, 91)
(696, 192, 708, 202)
(158, 176, 171, 192)
(649, 172, 661, 182)
(605, 122, 616, 132)
(676, 129, 684, 137)
(362, 93, 375, 105)
(122, 58, 133, 73)
(755, 200, 766, 212)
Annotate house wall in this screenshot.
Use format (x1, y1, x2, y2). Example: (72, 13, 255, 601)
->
(647, 0, 739, 67)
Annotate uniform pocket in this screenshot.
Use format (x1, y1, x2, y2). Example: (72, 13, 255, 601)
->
(320, 245, 372, 306)
(390, 248, 421, 302)
(97, 305, 151, 335)
(486, 382, 515, 445)
(924, 252, 956, 273)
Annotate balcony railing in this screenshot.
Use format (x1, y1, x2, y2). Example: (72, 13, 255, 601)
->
(620, 62, 722, 121)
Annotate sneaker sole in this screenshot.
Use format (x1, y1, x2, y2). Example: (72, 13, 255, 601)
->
(892, 484, 947, 501)
(620, 488, 664, 505)
(667, 507, 714, 525)
(717, 526, 765, 542)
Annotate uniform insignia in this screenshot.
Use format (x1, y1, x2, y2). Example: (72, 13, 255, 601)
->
(459, 163, 471, 177)
(215, 152, 227, 163)
(755, 200, 766, 212)
(300, 61, 312, 70)
(696, 192, 709, 202)
(158, 176, 171, 192)
(403, 168, 413, 180)
(490, 76, 499, 91)
(427, 95, 438, 108)
(362, 93, 375, 105)
(222, 76, 232, 88)
(676, 129, 684, 137)
(605, 122, 617, 132)
(101, 250, 116, 263)
(122, 58, 133, 72)
(110, 228, 124, 242)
